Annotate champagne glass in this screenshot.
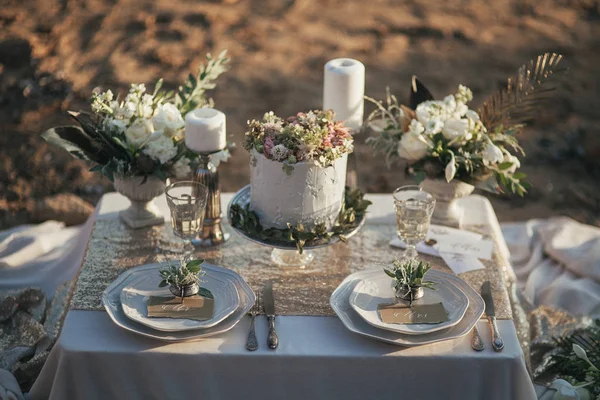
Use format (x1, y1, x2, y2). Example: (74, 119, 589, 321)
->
(166, 181, 208, 264)
(393, 185, 436, 261)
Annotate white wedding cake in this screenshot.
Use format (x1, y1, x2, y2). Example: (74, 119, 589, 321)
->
(244, 110, 353, 230)
(250, 150, 347, 229)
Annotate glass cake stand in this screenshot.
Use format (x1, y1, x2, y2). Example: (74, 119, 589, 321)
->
(227, 185, 366, 268)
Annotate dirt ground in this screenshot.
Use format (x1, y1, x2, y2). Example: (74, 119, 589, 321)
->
(1, 0, 599, 229)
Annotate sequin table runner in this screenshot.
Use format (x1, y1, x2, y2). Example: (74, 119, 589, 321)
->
(69, 213, 513, 319)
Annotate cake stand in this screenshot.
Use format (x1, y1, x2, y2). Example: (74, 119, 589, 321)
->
(227, 185, 366, 267)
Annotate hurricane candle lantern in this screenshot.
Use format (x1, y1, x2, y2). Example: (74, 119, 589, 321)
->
(185, 108, 230, 246)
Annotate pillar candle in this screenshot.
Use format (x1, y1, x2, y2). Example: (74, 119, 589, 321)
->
(323, 58, 365, 131)
(184, 108, 226, 153)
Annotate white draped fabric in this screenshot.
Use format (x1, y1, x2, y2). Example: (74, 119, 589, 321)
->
(16, 193, 535, 400)
(501, 217, 600, 317)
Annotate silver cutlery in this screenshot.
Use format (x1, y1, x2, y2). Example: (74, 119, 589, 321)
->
(470, 325, 484, 351)
(481, 281, 504, 352)
(245, 292, 260, 351)
(262, 281, 279, 349)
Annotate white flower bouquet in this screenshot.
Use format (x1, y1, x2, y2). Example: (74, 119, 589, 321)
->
(42, 51, 229, 181)
(366, 53, 565, 196)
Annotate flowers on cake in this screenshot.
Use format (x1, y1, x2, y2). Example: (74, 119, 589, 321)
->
(42, 51, 230, 181)
(244, 110, 354, 169)
(366, 53, 565, 196)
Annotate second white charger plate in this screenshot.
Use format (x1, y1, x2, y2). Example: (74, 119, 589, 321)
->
(331, 268, 484, 346)
(120, 266, 241, 332)
(349, 269, 469, 335)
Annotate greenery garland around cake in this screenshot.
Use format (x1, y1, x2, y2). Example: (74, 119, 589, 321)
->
(230, 187, 371, 253)
(244, 109, 354, 174)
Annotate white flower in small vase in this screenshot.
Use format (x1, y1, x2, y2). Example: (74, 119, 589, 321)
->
(153, 103, 185, 138)
(172, 157, 192, 179)
(445, 153, 457, 183)
(398, 121, 429, 161)
(125, 119, 154, 148)
(482, 142, 504, 165)
(142, 134, 178, 164)
(501, 150, 521, 174)
(442, 118, 469, 141)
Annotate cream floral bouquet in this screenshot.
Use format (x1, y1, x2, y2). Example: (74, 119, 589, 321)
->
(42, 51, 229, 182)
(366, 53, 565, 196)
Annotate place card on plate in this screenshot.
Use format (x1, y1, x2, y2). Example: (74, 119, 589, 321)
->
(147, 295, 214, 321)
(377, 302, 449, 325)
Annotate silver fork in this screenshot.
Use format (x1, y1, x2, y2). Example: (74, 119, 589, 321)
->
(245, 292, 260, 351)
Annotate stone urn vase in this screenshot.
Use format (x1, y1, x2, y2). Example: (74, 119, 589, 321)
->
(113, 175, 166, 229)
(419, 178, 474, 227)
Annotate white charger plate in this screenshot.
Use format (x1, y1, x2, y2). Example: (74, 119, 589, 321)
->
(330, 268, 484, 347)
(120, 268, 240, 332)
(103, 263, 255, 342)
(349, 269, 469, 335)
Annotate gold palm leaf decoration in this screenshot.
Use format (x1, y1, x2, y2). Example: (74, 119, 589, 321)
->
(478, 52, 566, 132)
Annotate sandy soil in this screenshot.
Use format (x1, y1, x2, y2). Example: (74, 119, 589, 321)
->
(1, 0, 599, 229)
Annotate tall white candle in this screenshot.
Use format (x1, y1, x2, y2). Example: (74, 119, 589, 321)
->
(323, 58, 365, 131)
(184, 108, 226, 153)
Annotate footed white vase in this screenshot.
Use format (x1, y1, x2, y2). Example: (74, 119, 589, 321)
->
(419, 178, 474, 227)
(113, 175, 166, 229)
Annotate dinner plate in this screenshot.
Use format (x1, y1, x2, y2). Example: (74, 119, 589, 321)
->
(330, 268, 484, 347)
(103, 263, 255, 342)
(349, 269, 469, 335)
(120, 268, 240, 332)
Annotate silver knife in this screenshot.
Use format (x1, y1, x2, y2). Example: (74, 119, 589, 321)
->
(481, 281, 504, 352)
(262, 282, 279, 349)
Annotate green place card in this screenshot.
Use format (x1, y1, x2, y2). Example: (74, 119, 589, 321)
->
(377, 302, 449, 325)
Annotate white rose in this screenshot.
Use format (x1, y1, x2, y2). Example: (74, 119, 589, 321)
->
(398, 131, 429, 161)
(153, 103, 184, 138)
(465, 109, 480, 121)
(125, 119, 154, 148)
(172, 157, 192, 179)
(442, 118, 469, 140)
(142, 134, 177, 164)
(482, 142, 504, 165)
(445, 153, 457, 183)
(502, 152, 520, 174)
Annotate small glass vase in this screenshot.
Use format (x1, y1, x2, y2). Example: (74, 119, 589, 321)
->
(394, 284, 424, 302)
(169, 282, 200, 298)
(113, 175, 166, 229)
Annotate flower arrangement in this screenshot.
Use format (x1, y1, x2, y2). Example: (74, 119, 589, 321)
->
(384, 259, 436, 304)
(243, 109, 353, 173)
(42, 51, 230, 182)
(366, 53, 565, 196)
(159, 258, 213, 299)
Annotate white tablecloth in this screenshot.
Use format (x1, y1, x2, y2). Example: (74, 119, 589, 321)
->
(27, 193, 536, 400)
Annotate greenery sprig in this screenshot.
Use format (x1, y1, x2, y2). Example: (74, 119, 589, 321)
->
(158, 259, 213, 299)
(384, 259, 436, 291)
(544, 320, 600, 397)
(230, 187, 372, 253)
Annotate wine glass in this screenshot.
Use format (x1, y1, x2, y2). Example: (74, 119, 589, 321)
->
(393, 185, 436, 261)
(166, 181, 208, 264)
